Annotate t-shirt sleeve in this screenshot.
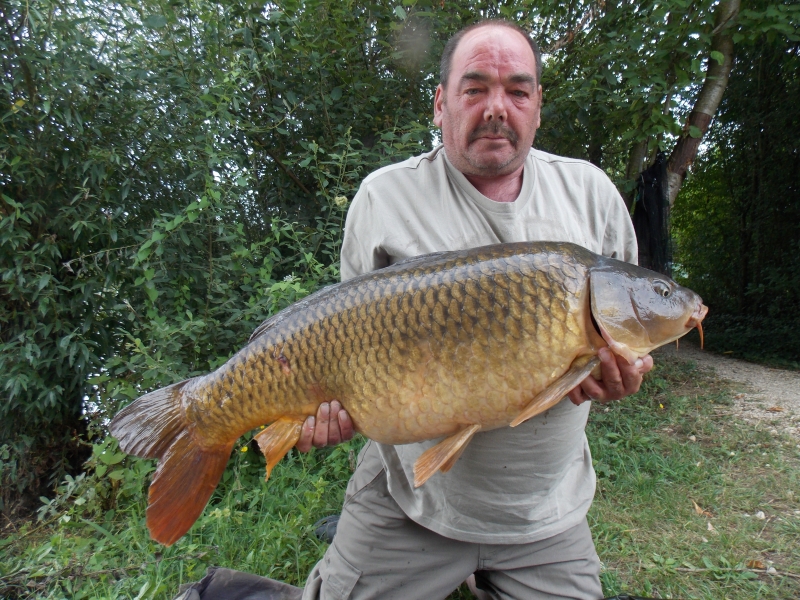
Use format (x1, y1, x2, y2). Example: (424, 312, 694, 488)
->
(340, 183, 391, 281)
(599, 177, 638, 265)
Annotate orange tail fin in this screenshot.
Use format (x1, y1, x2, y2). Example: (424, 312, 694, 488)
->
(109, 379, 233, 546)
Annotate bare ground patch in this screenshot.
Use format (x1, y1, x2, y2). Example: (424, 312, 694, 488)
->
(655, 343, 800, 442)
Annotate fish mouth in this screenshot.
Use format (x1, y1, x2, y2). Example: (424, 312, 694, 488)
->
(686, 303, 709, 349)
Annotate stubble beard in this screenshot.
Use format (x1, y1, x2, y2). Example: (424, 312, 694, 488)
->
(463, 121, 523, 176)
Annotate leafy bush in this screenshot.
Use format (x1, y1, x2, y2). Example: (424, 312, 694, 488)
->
(1, 0, 435, 504)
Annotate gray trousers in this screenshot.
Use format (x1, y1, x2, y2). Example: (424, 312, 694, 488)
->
(302, 443, 603, 600)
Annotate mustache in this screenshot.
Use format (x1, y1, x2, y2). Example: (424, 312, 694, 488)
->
(468, 122, 518, 146)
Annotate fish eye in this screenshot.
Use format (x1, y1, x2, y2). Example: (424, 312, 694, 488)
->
(653, 280, 671, 298)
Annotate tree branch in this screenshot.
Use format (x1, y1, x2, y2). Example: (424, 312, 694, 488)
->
(666, 0, 741, 206)
(544, 1, 600, 53)
(263, 148, 313, 197)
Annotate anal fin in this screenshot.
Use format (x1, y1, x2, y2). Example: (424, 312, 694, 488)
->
(255, 416, 306, 480)
(511, 355, 601, 427)
(413, 424, 481, 488)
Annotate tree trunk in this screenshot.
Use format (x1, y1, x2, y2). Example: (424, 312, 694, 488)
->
(666, 0, 740, 206)
(624, 138, 649, 210)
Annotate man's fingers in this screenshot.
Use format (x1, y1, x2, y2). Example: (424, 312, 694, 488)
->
(296, 415, 315, 453)
(618, 359, 643, 393)
(574, 350, 654, 404)
(597, 348, 625, 399)
(327, 401, 343, 445)
(568, 385, 589, 405)
(312, 402, 331, 447)
(337, 403, 355, 441)
(295, 401, 353, 451)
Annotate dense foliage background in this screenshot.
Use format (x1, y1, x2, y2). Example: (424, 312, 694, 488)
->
(1, 0, 798, 525)
(673, 21, 800, 363)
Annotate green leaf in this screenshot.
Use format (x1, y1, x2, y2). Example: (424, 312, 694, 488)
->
(143, 15, 168, 29)
(688, 125, 704, 139)
(145, 284, 158, 302)
(710, 51, 725, 65)
(99, 451, 126, 465)
(394, 6, 406, 19)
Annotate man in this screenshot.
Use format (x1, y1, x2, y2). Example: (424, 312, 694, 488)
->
(295, 19, 652, 600)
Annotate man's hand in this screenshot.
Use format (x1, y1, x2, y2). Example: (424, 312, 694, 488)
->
(568, 347, 653, 406)
(296, 400, 355, 452)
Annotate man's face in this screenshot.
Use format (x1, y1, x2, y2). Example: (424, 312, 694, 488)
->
(434, 26, 542, 178)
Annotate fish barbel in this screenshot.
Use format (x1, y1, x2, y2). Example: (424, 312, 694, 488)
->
(111, 241, 707, 545)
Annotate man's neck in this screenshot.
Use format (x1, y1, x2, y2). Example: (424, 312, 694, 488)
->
(464, 165, 524, 203)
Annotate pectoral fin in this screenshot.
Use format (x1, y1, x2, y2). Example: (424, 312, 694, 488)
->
(511, 356, 601, 427)
(254, 416, 306, 480)
(413, 424, 481, 488)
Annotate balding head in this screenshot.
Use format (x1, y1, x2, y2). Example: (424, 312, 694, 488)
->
(440, 20, 542, 89)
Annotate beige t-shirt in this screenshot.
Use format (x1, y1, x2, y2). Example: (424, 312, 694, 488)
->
(340, 145, 637, 544)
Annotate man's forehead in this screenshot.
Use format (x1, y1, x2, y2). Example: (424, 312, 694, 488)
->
(451, 25, 536, 75)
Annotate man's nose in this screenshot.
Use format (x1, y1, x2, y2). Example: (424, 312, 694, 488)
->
(483, 88, 507, 122)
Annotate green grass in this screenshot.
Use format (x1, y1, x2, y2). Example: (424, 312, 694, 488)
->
(0, 442, 359, 598)
(589, 350, 800, 598)
(1, 352, 799, 599)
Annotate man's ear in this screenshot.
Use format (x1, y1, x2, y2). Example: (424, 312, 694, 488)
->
(433, 84, 444, 128)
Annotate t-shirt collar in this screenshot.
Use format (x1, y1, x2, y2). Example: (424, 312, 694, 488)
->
(440, 146, 534, 214)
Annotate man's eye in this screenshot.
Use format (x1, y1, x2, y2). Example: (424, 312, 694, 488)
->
(465, 88, 481, 96)
(511, 90, 528, 98)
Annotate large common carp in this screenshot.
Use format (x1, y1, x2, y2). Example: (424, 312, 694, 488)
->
(111, 241, 707, 545)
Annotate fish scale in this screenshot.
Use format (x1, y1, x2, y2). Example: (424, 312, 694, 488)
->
(110, 241, 707, 546)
